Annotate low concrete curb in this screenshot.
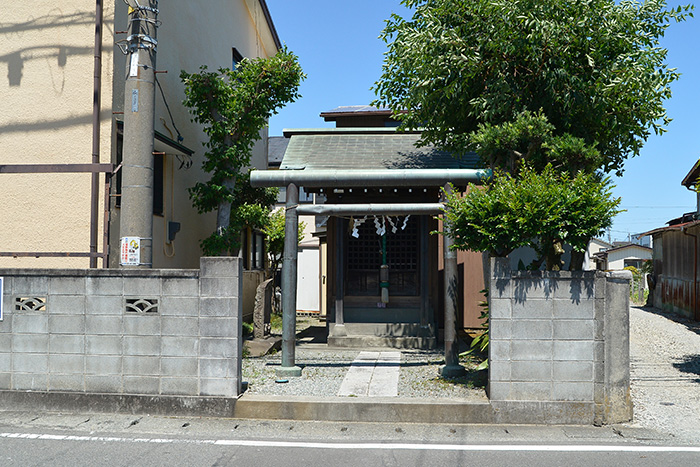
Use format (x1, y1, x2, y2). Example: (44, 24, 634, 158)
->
(233, 395, 495, 424)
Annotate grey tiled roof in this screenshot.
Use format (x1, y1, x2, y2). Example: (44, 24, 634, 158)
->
(279, 129, 480, 170)
(268, 136, 289, 166)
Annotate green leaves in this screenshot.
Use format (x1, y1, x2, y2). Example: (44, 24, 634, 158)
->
(444, 165, 622, 269)
(374, 0, 692, 175)
(180, 47, 305, 256)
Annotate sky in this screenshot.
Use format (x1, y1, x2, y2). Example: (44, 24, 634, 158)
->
(265, 0, 700, 243)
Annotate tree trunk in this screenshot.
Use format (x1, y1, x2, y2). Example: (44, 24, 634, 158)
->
(570, 250, 585, 271)
(545, 239, 565, 271)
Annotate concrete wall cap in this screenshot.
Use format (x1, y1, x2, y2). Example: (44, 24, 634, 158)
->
(606, 270, 633, 281)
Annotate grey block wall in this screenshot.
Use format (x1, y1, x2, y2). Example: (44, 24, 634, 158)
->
(0, 257, 242, 398)
(488, 257, 632, 425)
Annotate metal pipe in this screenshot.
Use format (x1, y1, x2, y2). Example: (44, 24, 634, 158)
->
(90, 0, 103, 268)
(278, 183, 302, 377)
(250, 168, 491, 188)
(296, 203, 444, 216)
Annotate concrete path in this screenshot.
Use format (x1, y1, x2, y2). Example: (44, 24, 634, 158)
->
(337, 351, 401, 397)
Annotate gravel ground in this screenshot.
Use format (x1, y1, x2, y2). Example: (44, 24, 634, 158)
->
(242, 322, 488, 401)
(626, 305, 700, 443)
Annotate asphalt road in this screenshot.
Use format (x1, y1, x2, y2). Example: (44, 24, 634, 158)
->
(1, 413, 699, 467)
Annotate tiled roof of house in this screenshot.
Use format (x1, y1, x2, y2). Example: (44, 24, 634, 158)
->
(279, 128, 480, 170)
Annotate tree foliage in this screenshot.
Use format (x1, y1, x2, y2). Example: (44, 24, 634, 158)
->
(444, 165, 622, 270)
(264, 209, 307, 279)
(180, 47, 305, 255)
(374, 0, 692, 175)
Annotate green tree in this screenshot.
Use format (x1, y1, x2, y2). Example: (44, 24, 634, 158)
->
(181, 47, 305, 255)
(444, 165, 622, 270)
(264, 208, 306, 280)
(374, 0, 692, 175)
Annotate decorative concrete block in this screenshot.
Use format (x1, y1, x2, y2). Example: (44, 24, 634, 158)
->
(512, 320, 552, 340)
(161, 297, 198, 317)
(511, 340, 553, 361)
(161, 336, 198, 357)
(86, 355, 122, 375)
(161, 317, 199, 337)
(48, 295, 86, 315)
(511, 361, 552, 382)
(48, 374, 85, 392)
(85, 375, 122, 393)
(122, 277, 161, 296)
(510, 382, 552, 401)
(49, 276, 86, 295)
(86, 277, 123, 296)
(12, 314, 48, 334)
(48, 354, 85, 374)
(161, 357, 198, 377)
(162, 277, 199, 296)
(200, 377, 236, 397)
(12, 334, 48, 353)
(199, 318, 238, 338)
(49, 314, 86, 334)
(123, 315, 161, 336)
(489, 298, 512, 319)
(86, 315, 123, 335)
(12, 276, 48, 295)
(13, 353, 48, 373)
(199, 297, 237, 317)
(160, 377, 198, 396)
(13, 373, 47, 391)
(124, 376, 160, 394)
(123, 356, 160, 375)
(553, 298, 594, 319)
(200, 338, 237, 358)
(512, 299, 552, 319)
(553, 361, 594, 382)
(553, 340, 595, 361)
(123, 336, 161, 357)
(552, 382, 594, 402)
(200, 278, 238, 298)
(86, 335, 122, 356)
(86, 295, 123, 315)
(553, 320, 595, 340)
(200, 358, 237, 378)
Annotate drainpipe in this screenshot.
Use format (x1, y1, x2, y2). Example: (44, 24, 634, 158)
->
(90, 0, 103, 268)
(681, 226, 698, 321)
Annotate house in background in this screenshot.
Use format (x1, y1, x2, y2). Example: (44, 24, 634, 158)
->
(592, 242, 652, 271)
(0, 0, 280, 270)
(640, 159, 700, 321)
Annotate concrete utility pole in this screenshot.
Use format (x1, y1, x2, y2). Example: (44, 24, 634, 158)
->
(119, 0, 159, 268)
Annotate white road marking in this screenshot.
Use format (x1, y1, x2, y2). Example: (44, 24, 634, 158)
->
(1, 432, 700, 452)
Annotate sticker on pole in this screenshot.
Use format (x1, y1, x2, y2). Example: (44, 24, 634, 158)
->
(120, 237, 140, 266)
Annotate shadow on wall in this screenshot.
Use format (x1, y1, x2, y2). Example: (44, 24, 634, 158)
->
(0, 9, 114, 87)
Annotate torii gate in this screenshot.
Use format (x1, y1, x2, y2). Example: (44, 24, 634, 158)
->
(251, 168, 490, 378)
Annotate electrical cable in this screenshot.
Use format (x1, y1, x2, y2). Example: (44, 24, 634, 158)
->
(154, 75, 184, 144)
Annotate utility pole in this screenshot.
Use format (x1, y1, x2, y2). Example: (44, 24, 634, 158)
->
(119, 0, 159, 268)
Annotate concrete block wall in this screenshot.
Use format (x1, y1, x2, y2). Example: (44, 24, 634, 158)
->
(488, 257, 632, 425)
(0, 257, 242, 398)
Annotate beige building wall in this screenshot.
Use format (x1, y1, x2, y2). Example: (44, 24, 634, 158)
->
(0, 2, 116, 268)
(110, 0, 279, 269)
(0, 1, 279, 269)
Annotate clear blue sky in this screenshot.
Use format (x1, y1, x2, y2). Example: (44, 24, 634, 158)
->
(266, 0, 700, 243)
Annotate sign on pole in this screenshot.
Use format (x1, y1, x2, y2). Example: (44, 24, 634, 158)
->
(120, 237, 140, 266)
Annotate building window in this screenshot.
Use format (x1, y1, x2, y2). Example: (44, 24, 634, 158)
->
(232, 47, 243, 69)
